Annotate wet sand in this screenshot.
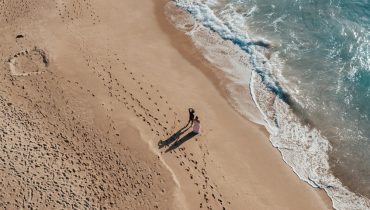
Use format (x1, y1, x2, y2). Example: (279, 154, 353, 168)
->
(0, 0, 332, 209)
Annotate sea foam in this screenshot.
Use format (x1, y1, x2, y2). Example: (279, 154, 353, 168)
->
(168, 0, 370, 209)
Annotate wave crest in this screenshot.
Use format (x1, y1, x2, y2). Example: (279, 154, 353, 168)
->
(169, 0, 370, 209)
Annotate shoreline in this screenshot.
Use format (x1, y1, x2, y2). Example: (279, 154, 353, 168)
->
(154, 0, 333, 209)
(163, 1, 370, 209)
(0, 0, 334, 209)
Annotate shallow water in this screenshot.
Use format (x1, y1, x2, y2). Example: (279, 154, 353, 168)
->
(172, 0, 370, 209)
(235, 0, 370, 198)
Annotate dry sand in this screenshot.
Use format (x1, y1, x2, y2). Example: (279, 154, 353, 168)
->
(0, 0, 332, 209)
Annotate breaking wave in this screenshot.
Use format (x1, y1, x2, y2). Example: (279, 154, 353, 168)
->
(167, 0, 370, 209)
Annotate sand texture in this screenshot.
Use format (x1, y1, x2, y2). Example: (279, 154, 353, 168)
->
(0, 0, 332, 209)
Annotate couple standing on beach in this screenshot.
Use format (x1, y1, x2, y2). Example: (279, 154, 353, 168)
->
(186, 108, 200, 134)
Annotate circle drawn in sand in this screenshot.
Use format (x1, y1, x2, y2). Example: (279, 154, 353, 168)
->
(8, 47, 49, 76)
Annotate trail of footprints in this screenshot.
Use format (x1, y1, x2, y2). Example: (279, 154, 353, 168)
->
(79, 51, 231, 209)
(0, 0, 100, 25)
(0, 1, 233, 208)
(173, 141, 231, 210)
(55, 0, 101, 24)
(0, 62, 171, 209)
(0, 1, 174, 209)
(62, 47, 231, 209)
(0, 0, 44, 24)
(80, 50, 180, 138)
(54, 0, 178, 139)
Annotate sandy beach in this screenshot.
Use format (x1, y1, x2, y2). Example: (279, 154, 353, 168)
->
(0, 0, 333, 209)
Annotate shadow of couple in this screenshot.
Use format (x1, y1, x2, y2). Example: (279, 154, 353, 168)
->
(158, 126, 198, 153)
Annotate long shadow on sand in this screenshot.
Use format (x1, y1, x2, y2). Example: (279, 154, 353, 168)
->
(158, 127, 189, 149)
(158, 126, 198, 153)
(164, 131, 198, 153)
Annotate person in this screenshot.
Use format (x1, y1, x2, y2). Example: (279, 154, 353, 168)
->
(186, 108, 195, 127)
(192, 116, 200, 134)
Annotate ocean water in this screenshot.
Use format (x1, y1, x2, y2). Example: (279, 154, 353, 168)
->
(169, 0, 370, 209)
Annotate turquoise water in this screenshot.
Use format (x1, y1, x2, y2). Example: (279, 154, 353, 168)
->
(173, 0, 370, 209)
(237, 0, 370, 196)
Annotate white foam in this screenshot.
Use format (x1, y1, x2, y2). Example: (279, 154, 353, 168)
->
(166, 1, 264, 124)
(175, 0, 251, 49)
(169, 0, 370, 209)
(250, 71, 370, 210)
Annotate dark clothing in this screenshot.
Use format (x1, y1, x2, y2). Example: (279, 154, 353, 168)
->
(189, 111, 195, 121)
(186, 108, 195, 127)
